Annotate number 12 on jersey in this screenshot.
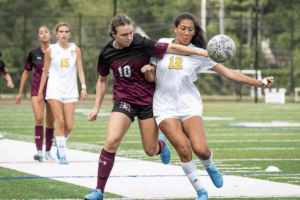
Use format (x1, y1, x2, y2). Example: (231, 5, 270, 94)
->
(169, 56, 183, 70)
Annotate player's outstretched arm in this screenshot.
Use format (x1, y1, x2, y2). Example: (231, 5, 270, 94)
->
(76, 47, 87, 100)
(38, 48, 51, 104)
(88, 75, 108, 122)
(141, 64, 156, 82)
(5, 73, 14, 88)
(166, 44, 209, 58)
(16, 70, 30, 104)
(212, 64, 274, 88)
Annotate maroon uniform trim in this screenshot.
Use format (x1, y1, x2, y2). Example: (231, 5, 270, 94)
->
(97, 35, 168, 105)
(25, 47, 47, 99)
(0, 60, 8, 76)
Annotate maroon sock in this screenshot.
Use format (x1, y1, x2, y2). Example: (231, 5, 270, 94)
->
(96, 149, 116, 193)
(45, 128, 54, 151)
(35, 126, 44, 151)
(156, 139, 166, 155)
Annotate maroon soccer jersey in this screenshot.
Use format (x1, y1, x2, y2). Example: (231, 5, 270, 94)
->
(24, 47, 47, 98)
(0, 60, 8, 76)
(97, 35, 168, 105)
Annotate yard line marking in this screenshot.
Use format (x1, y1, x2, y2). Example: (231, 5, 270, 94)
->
(269, 177, 300, 179)
(212, 147, 296, 150)
(2, 173, 300, 180)
(213, 158, 300, 161)
(224, 124, 300, 132)
(217, 167, 261, 169)
(208, 140, 300, 143)
(208, 133, 299, 136)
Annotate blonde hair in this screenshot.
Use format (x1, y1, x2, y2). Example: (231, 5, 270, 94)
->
(55, 22, 70, 32)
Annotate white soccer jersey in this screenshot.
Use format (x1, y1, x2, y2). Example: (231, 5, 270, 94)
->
(46, 42, 79, 99)
(151, 38, 217, 117)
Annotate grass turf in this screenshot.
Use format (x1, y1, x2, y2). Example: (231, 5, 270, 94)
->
(0, 103, 300, 199)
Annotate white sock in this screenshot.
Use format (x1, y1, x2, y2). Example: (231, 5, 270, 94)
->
(56, 136, 66, 157)
(65, 135, 69, 142)
(181, 159, 204, 192)
(199, 150, 213, 169)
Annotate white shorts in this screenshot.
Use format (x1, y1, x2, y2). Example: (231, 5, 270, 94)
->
(155, 114, 202, 127)
(46, 97, 78, 103)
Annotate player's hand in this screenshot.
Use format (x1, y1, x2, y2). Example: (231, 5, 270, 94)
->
(88, 109, 98, 122)
(81, 89, 87, 100)
(7, 81, 14, 88)
(260, 77, 274, 88)
(37, 94, 44, 105)
(141, 65, 154, 74)
(198, 50, 209, 58)
(16, 94, 22, 104)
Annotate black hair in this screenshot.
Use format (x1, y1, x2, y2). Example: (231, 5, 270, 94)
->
(109, 14, 133, 38)
(0, 51, 2, 57)
(174, 12, 206, 49)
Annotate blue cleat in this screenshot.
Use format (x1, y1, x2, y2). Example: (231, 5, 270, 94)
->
(55, 140, 60, 159)
(59, 156, 68, 165)
(45, 151, 55, 161)
(206, 163, 223, 188)
(33, 150, 43, 162)
(196, 188, 208, 200)
(159, 134, 171, 165)
(84, 189, 103, 200)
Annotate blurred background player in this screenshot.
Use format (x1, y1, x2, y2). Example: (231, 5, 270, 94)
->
(84, 14, 209, 200)
(16, 26, 55, 162)
(142, 12, 274, 200)
(0, 51, 14, 139)
(38, 22, 87, 165)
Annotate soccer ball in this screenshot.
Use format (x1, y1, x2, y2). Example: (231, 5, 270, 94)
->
(207, 35, 236, 63)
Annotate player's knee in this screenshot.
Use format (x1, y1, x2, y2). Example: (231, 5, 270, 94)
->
(193, 145, 211, 159)
(65, 125, 73, 134)
(176, 145, 192, 161)
(35, 116, 44, 125)
(105, 138, 121, 151)
(144, 146, 156, 157)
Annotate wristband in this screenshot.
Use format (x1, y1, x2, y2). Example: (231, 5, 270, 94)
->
(82, 84, 86, 89)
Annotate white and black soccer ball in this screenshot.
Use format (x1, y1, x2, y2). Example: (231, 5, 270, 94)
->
(207, 35, 236, 63)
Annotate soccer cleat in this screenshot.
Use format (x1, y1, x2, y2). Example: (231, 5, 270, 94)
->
(33, 150, 43, 162)
(84, 189, 103, 200)
(159, 134, 171, 165)
(206, 163, 223, 188)
(45, 151, 55, 161)
(59, 156, 68, 165)
(55, 140, 60, 159)
(196, 188, 208, 200)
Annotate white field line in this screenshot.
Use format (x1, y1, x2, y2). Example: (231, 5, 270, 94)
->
(207, 133, 299, 136)
(209, 140, 300, 143)
(91, 140, 300, 144)
(1, 139, 300, 198)
(212, 147, 296, 150)
(222, 171, 275, 173)
(217, 167, 261, 169)
(269, 177, 300, 179)
(214, 158, 300, 161)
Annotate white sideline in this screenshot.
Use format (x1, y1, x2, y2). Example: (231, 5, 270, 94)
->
(1, 139, 300, 199)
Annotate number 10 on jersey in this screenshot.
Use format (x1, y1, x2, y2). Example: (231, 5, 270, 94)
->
(118, 65, 131, 77)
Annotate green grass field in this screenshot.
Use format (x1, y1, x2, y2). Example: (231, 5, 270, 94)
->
(0, 102, 300, 199)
